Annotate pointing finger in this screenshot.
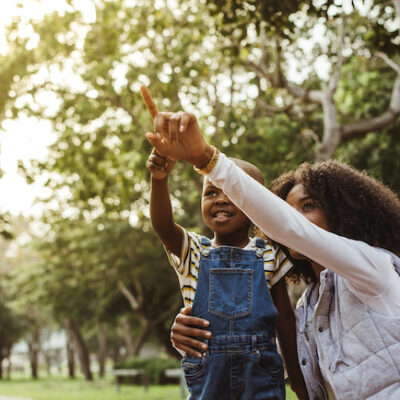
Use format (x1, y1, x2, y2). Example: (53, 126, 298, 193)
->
(140, 85, 159, 120)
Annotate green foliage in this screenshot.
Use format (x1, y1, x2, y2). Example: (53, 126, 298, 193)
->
(0, 291, 23, 357)
(335, 58, 400, 193)
(338, 124, 400, 195)
(336, 58, 395, 121)
(0, 214, 13, 240)
(1, 0, 399, 367)
(222, 112, 316, 184)
(114, 357, 181, 385)
(206, 0, 336, 38)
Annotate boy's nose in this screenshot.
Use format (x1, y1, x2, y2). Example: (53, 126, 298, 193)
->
(215, 194, 229, 204)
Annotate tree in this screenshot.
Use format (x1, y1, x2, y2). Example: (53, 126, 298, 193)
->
(207, 0, 400, 160)
(1, 0, 234, 360)
(0, 294, 22, 379)
(1, 1, 399, 375)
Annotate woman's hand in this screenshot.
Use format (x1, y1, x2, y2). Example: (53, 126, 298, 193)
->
(170, 306, 212, 358)
(141, 86, 213, 167)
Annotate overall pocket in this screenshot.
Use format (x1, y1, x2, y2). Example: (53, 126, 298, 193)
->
(209, 268, 253, 319)
(181, 354, 207, 381)
(254, 347, 284, 383)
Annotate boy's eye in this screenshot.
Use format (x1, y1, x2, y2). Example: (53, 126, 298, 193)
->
(205, 190, 217, 197)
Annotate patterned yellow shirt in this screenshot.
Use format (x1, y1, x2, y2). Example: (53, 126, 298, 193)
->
(166, 229, 293, 307)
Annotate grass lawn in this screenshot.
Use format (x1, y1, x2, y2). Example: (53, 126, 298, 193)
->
(0, 376, 298, 399)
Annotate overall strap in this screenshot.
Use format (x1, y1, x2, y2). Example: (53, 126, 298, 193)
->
(200, 236, 212, 246)
(200, 236, 212, 256)
(255, 237, 266, 248)
(254, 237, 266, 258)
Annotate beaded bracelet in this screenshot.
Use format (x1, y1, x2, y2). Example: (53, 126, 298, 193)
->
(193, 146, 220, 175)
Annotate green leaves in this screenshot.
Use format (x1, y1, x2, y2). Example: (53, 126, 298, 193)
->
(0, 0, 399, 360)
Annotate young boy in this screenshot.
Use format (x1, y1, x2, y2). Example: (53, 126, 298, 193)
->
(146, 148, 293, 400)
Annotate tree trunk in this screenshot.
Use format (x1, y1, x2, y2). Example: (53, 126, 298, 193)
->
(133, 298, 182, 356)
(66, 330, 75, 378)
(316, 91, 341, 161)
(133, 321, 151, 356)
(27, 328, 41, 379)
(44, 351, 52, 375)
(5, 346, 11, 380)
(154, 321, 180, 358)
(28, 347, 39, 379)
(0, 355, 3, 380)
(118, 281, 181, 357)
(97, 323, 107, 378)
(111, 343, 121, 366)
(119, 316, 136, 358)
(64, 318, 92, 381)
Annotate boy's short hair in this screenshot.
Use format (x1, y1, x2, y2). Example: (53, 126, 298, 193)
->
(229, 157, 264, 186)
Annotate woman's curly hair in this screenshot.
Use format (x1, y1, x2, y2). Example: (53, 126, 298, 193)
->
(268, 160, 400, 284)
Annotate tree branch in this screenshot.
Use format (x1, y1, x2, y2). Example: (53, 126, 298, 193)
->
(393, 0, 400, 18)
(329, 18, 345, 94)
(342, 107, 400, 140)
(285, 83, 324, 104)
(133, 278, 143, 306)
(246, 60, 273, 82)
(272, 36, 283, 87)
(376, 52, 400, 74)
(151, 297, 181, 327)
(255, 99, 293, 116)
(342, 58, 400, 140)
(301, 129, 320, 145)
(117, 280, 139, 310)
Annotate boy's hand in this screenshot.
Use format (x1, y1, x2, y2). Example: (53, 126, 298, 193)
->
(146, 148, 176, 180)
(141, 86, 212, 166)
(140, 84, 176, 175)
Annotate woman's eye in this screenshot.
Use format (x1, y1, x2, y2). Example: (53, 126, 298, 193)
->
(303, 202, 314, 211)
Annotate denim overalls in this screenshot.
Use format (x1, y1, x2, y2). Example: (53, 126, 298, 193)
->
(182, 237, 285, 400)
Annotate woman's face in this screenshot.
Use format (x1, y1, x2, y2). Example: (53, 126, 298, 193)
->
(285, 183, 330, 260)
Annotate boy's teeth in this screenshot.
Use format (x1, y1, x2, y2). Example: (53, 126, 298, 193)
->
(215, 211, 231, 217)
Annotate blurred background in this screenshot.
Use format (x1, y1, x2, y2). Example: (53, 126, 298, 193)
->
(0, 0, 398, 398)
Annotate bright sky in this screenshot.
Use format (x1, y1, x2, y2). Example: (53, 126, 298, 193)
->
(0, 1, 60, 216)
(0, 0, 94, 216)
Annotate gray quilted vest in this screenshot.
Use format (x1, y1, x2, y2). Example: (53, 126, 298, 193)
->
(295, 251, 400, 400)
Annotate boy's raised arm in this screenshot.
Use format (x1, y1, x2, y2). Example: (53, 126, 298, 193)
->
(141, 87, 184, 257)
(146, 150, 183, 256)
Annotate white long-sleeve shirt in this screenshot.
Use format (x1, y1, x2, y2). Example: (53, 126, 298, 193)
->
(207, 153, 400, 315)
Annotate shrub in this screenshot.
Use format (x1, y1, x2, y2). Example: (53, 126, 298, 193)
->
(114, 357, 181, 385)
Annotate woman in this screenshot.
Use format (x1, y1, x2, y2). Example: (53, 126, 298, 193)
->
(143, 92, 400, 399)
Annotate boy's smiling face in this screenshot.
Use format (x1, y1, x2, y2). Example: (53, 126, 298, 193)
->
(201, 177, 251, 247)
